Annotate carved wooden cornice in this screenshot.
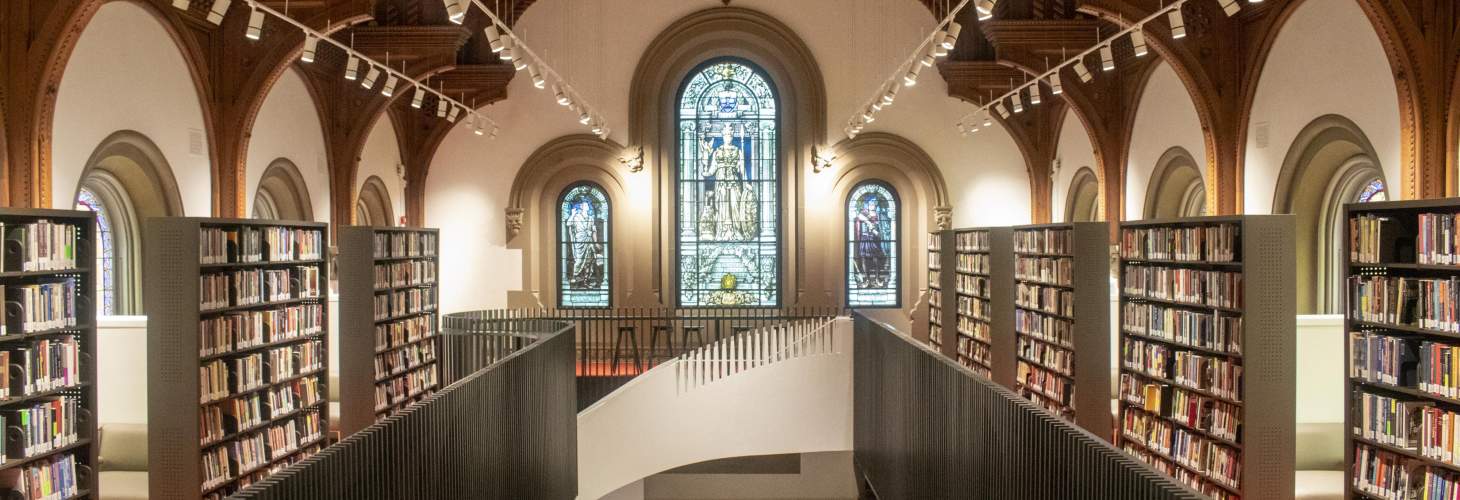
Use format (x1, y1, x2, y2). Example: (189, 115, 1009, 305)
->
(980, 19, 1106, 54)
(938, 60, 1031, 104)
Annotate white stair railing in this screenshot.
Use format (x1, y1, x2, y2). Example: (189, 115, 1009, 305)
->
(674, 318, 837, 392)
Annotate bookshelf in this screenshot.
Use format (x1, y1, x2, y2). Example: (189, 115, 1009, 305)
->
(1011, 223, 1110, 438)
(337, 226, 440, 437)
(0, 209, 97, 500)
(145, 218, 329, 500)
(927, 230, 948, 354)
(1115, 215, 1294, 500)
(1342, 198, 1460, 499)
(953, 228, 992, 378)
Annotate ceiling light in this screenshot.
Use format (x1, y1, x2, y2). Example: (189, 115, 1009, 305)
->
(882, 86, 897, 105)
(1131, 30, 1149, 58)
(444, 0, 466, 24)
(1100, 45, 1115, 71)
(1011, 93, 1023, 114)
(994, 102, 1009, 119)
(465, 113, 476, 129)
(933, 28, 948, 51)
(172, 0, 190, 9)
(970, 125, 980, 134)
(931, 41, 948, 58)
(300, 35, 319, 63)
(976, 0, 996, 21)
(513, 57, 529, 71)
(579, 110, 592, 125)
(861, 108, 874, 122)
(486, 25, 505, 53)
(437, 99, 449, 118)
(1050, 74, 1063, 95)
(499, 37, 515, 61)
(1029, 83, 1041, 105)
(529, 65, 545, 88)
(344, 55, 360, 81)
(598, 127, 610, 140)
(489, 126, 499, 139)
(1218, 0, 1241, 16)
(361, 66, 381, 89)
(245, 6, 264, 40)
(411, 86, 426, 109)
(921, 52, 936, 68)
(591, 119, 604, 135)
(381, 75, 399, 97)
(473, 117, 485, 136)
(982, 112, 992, 127)
(871, 101, 883, 112)
(553, 85, 571, 106)
(206, 0, 231, 25)
(941, 22, 961, 50)
(1169, 8, 1187, 39)
(904, 64, 922, 86)
(447, 106, 461, 123)
(1073, 59, 1092, 82)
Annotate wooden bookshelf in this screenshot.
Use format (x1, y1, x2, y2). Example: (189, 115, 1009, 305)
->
(1115, 215, 1294, 500)
(1342, 198, 1460, 499)
(337, 226, 440, 437)
(145, 218, 329, 500)
(0, 209, 98, 499)
(927, 230, 948, 355)
(951, 228, 992, 378)
(1011, 222, 1110, 438)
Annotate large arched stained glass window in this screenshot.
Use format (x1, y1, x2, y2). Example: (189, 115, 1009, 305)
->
(75, 188, 115, 315)
(677, 60, 779, 307)
(846, 182, 899, 307)
(558, 183, 611, 308)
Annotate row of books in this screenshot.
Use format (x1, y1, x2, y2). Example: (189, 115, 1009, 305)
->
(200, 354, 266, 404)
(375, 342, 436, 381)
(956, 253, 988, 275)
(4, 336, 82, 399)
(956, 316, 989, 343)
(374, 288, 437, 320)
(1013, 228, 1070, 255)
(1122, 338, 1243, 402)
(1018, 337, 1071, 376)
(956, 295, 988, 321)
(955, 231, 988, 252)
(375, 368, 438, 411)
(4, 221, 80, 272)
(957, 335, 990, 371)
(201, 226, 325, 265)
(1121, 411, 1241, 488)
(374, 260, 436, 289)
(1015, 256, 1071, 286)
(1121, 302, 1243, 355)
(2, 453, 80, 500)
(927, 233, 941, 253)
(5, 280, 78, 334)
(268, 377, 323, 418)
(955, 274, 987, 298)
(1119, 224, 1240, 263)
(266, 340, 323, 381)
(376, 315, 436, 352)
(1350, 214, 1396, 265)
(200, 266, 322, 310)
(1014, 309, 1072, 347)
(264, 413, 323, 460)
(198, 304, 324, 358)
(1121, 444, 1235, 500)
(1016, 360, 1072, 408)
(8, 397, 80, 460)
(1349, 275, 1460, 332)
(1123, 266, 1244, 309)
(374, 231, 438, 259)
(202, 433, 268, 491)
(1354, 444, 1460, 500)
(1419, 213, 1460, 265)
(1356, 392, 1460, 468)
(1119, 376, 1241, 442)
(1016, 282, 1072, 317)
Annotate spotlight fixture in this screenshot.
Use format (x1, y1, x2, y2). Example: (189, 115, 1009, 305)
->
(1131, 30, 1149, 58)
(301, 35, 319, 63)
(1011, 93, 1023, 114)
(941, 22, 961, 50)
(447, 106, 461, 123)
(591, 119, 604, 135)
(931, 40, 948, 58)
(861, 108, 875, 122)
(553, 85, 571, 106)
(485, 25, 505, 53)
(361, 66, 381, 89)
(411, 86, 426, 109)
(206, 0, 231, 25)
(528, 65, 546, 88)
(920, 52, 936, 68)
(871, 101, 883, 112)
(1073, 59, 1093, 82)
(994, 102, 1009, 119)
(1217, 0, 1241, 16)
(975, 0, 996, 21)
(437, 99, 449, 118)
(381, 75, 399, 97)
(245, 6, 264, 40)
(579, 110, 592, 125)
(904, 64, 922, 87)
(1050, 74, 1063, 95)
(465, 113, 476, 129)
(513, 56, 529, 71)
(1100, 44, 1115, 72)
(982, 112, 992, 127)
(1029, 83, 1041, 105)
(970, 125, 980, 134)
(499, 37, 515, 61)
(344, 55, 360, 81)
(474, 117, 486, 136)
(444, 0, 466, 24)
(882, 86, 897, 106)
(1169, 8, 1187, 39)
(172, 0, 190, 9)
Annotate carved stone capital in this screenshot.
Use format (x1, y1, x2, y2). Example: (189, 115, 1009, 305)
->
(505, 207, 525, 239)
(934, 206, 953, 230)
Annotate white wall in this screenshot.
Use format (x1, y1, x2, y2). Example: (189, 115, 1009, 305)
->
(1126, 61, 1207, 219)
(98, 316, 148, 425)
(1051, 108, 1097, 222)
(425, 0, 1030, 311)
(52, 1, 211, 214)
(245, 67, 332, 223)
(358, 114, 407, 225)
(1243, 0, 1401, 213)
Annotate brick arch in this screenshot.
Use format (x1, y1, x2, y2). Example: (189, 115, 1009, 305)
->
(1344, 0, 1442, 199)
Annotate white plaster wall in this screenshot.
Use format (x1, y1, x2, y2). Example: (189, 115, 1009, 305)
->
(1125, 61, 1207, 220)
(425, 0, 1030, 311)
(245, 67, 332, 223)
(98, 316, 148, 425)
(1243, 0, 1401, 213)
(357, 114, 407, 225)
(52, 1, 211, 214)
(1051, 108, 1097, 223)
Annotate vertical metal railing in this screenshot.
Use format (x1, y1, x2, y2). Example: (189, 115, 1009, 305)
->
(852, 312, 1205, 500)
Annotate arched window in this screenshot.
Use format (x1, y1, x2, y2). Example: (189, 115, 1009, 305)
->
(1064, 167, 1100, 222)
(558, 183, 611, 308)
(252, 159, 313, 221)
(75, 188, 116, 315)
(356, 175, 394, 226)
(846, 181, 899, 307)
(676, 59, 780, 307)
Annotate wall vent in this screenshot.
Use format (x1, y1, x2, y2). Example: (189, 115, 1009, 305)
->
(1255, 122, 1270, 149)
(188, 128, 205, 156)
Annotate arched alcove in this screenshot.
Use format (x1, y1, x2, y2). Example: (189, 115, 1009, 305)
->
(1064, 167, 1100, 222)
(357, 175, 394, 227)
(73, 130, 186, 315)
(1143, 147, 1206, 219)
(1274, 115, 1387, 314)
(252, 159, 313, 221)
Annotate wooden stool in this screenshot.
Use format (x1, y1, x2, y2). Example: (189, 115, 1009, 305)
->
(680, 325, 708, 354)
(648, 325, 675, 365)
(610, 326, 641, 375)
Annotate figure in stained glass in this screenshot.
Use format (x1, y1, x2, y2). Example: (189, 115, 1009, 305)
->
(846, 182, 899, 307)
(558, 183, 610, 307)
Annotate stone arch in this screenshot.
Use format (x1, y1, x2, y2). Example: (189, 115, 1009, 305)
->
(1142, 147, 1206, 219)
(252, 158, 314, 222)
(356, 175, 394, 227)
(1064, 167, 1100, 223)
(506, 135, 633, 308)
(628, 6, 827, 306)
(1273, 115, 1387, 314)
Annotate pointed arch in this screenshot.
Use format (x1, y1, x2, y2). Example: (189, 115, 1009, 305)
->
(1064, 167, 1100, 223)
(356, 175, 394, 227)
(1143, 147, 1206, 219)
(252, 158, 314, 222)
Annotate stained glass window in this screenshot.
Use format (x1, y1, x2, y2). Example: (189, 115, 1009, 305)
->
(75, 188, 115, 315)
(558, 183, 610, 308)
(676, 60, 780, 307)
(1357, 178, 1387, 203)
(846, 182, 899, 307)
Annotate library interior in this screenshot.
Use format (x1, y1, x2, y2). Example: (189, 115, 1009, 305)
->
(0, 0, 1456, 498)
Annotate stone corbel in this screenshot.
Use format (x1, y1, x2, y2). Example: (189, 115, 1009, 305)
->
(934, 205, 953, 230)
(505, 207, 525, 240)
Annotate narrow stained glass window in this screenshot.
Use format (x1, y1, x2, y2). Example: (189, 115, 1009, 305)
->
(676, 59, 780, 307)
(1357, 178, 1387, 203)
(76, 188, 115, 315)
(558, 183, 610, 308)
(846, 181, 899, 307)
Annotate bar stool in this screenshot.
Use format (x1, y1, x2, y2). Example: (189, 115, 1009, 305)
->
(648, 325, 675, 366)
(680, 325, 708, 354)
(610, 326, 641, 376)
(731, 325, 754, 338)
